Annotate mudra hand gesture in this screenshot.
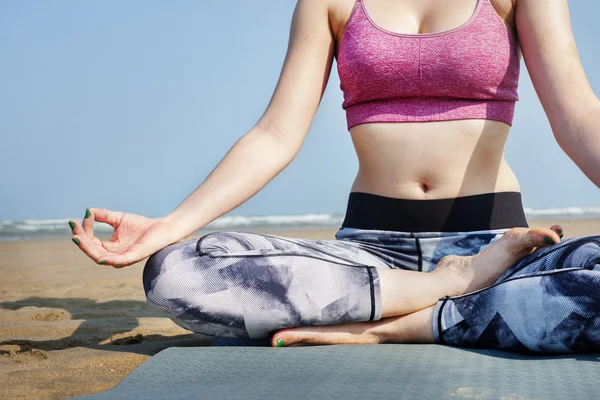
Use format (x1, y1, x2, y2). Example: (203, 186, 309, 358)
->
(69, 208, 183, 268)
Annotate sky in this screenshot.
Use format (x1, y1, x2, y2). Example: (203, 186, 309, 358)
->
(1, 0, 600, 221)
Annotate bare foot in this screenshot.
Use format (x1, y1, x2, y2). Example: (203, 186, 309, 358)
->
(270, 227, 561, 348)
(270, 306, 437, 348)
(433, 227, 561, 295)
(271, 324, 381, 348)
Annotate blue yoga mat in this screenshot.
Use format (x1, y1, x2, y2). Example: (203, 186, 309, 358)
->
(76, 342, 600, 400)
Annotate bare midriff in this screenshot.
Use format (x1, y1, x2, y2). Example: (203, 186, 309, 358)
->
(330, 0, 521, 200)
(349, 119, 520, 199)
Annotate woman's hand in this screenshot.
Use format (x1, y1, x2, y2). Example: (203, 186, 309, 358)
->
(68, 208, 183, 268)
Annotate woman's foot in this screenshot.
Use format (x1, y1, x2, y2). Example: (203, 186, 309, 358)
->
(271, 307, 435, 347)
(271, 226, 562, 347)
(272, 324, 381, 348)
(432, 227, 561, 295)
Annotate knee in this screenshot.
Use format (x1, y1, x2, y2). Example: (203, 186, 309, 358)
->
(142, 233, 248, 315)
(141, 234, 253, 337)
(142, 239, 202, 317)
(142, 244, 177, 297)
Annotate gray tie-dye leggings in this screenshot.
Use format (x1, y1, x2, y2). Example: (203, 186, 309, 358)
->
(143, 228, 600, 353)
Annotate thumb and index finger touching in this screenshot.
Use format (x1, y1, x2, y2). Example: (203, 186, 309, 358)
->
(87, 208, 125, 227)
(69, 208, 130, 267)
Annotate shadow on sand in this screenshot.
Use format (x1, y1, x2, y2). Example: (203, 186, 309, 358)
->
(0, 297, 213, 357)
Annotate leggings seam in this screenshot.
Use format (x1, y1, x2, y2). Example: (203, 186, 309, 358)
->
(203, 251, 365, 267)
(503, 238, 600, 280)
(446, 267, 586, 300)
(197, 231, 365, 267)
(257, 233, 372, 267)
(415, 237, 423, 272)
(366, 266, 375, 321)
(196, 234, 210, 257)
(437, 296, 450, 344)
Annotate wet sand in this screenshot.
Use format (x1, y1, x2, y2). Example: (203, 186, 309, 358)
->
(1, 221, 598, 399)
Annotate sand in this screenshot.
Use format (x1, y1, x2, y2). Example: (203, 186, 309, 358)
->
(1, 221, 598, 399)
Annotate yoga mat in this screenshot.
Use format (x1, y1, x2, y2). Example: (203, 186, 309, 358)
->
(76, 344, 600, 400)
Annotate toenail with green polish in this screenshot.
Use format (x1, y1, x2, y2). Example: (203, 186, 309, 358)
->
(544, 237, 556, 245)
(72, 238, 80, 246)
(276, 338, 285, 347)
(85, 209, 92, 219)
(68, 221, 76, 231)
(99, 260, 106, 265)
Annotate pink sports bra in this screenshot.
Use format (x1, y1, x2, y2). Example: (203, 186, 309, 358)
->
(336, 0, 520, 129)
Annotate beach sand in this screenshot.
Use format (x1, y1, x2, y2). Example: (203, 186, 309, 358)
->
(1, 220, 598, 399)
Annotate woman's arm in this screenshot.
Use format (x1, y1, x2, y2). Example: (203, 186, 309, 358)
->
(71, 0, 335, 267)
(516, 0, 600, 187)
(164, 0, 335, 238)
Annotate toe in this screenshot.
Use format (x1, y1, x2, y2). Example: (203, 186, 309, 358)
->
(271, 328, 297, 347)
(527, 228, 561, 247)
(550, 225, 564, 239)
(503, 228, 560, 253)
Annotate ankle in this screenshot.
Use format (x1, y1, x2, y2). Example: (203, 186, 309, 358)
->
(432, 256, 472, 296)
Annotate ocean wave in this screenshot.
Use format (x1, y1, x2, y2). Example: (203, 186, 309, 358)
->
(1, 207, 599, 240)
(523, 207, 600, 217)
(207, 213, 343, 229)
(0, 213, 345, 240)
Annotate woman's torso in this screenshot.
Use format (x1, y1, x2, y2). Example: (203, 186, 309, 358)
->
(329, 0, 521, 199)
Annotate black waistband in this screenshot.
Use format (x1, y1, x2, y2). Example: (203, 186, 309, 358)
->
(342, 192, 529, 232)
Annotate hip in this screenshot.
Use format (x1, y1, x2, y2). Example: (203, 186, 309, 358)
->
(334, 191, 528, 271)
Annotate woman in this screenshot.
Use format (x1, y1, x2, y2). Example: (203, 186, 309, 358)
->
(69, 0, 600, 352)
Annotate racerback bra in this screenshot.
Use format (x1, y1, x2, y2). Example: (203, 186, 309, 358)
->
(336, 0, 521, 129)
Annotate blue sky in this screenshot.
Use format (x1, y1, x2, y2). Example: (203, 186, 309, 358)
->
(1, 0, 599, 221)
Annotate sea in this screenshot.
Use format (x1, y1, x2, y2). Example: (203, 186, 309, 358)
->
(1, 207, 600, 241)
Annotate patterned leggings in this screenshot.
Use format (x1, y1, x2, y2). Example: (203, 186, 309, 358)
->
(143, 228, 600, 353)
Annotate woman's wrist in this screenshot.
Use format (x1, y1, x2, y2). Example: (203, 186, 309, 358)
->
(159, 210, 207, 242)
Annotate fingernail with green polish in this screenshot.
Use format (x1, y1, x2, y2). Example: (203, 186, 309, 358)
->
(68, 221, 76, 231)
(276, 338, 284, 347)
(99, 260, 106, 265)
(72, 238, 80, 246)
(85, 209, 92, 219)
(544, 237, 556, 245)
(557, 229, 563, 235)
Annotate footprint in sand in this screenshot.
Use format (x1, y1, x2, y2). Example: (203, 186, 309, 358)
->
(0, 307, 72, 322)
(13, 349, 49, 363)
(108, 333, 145, 346)
(31, 311, 68, 321)
(0, 346, 49, 364)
